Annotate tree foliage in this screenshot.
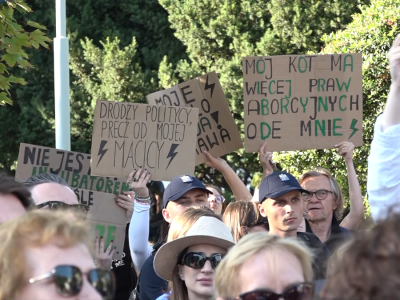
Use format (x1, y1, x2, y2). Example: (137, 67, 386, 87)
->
(0, 0, 185, 171)
(69, 37, 157, 150)
(0, 0, 50, 105)
(158, 0, 368, 197)
(275, 0, 400, 214)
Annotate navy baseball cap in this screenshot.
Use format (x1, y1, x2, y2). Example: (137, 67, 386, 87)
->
(163, 175, 212, 208)
(259, 171, 308, 203)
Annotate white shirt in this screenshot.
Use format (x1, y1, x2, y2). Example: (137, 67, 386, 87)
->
(128, 201, 152, 271)
(367, 115, 400, 221)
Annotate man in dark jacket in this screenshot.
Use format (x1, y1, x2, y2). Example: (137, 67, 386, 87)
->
(258, 171, 331, 279)
(134, 175, 210, 300)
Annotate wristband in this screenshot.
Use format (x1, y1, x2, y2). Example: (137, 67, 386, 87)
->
(134, 195, 151, 205)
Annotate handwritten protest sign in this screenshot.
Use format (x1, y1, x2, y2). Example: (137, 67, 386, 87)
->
(243, 54, 363, 152)
(146, 71, 243, 165)
(76, 188, 127, 260)
(16, 143, 130, 194)
(90, 101, 198, 180)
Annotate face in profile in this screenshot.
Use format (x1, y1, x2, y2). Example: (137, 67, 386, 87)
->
(259, 190, 303, 235)
(179, 243, 227, 299)
(18, 242, 103, 300)
(236, 248, 306, 298)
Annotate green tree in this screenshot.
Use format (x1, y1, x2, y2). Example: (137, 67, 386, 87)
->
(0, 0, 185, 172)
(69, 37, 157, 150)
(158, 0, 368, 198)
(0, 0, 51, 105)
(275, 0, 400, 215)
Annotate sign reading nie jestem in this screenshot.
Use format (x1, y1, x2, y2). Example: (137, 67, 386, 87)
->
(90, 101, 198, 180)
(16, 143, 130, 194)
(243, 54, 363, 152)
(146, 71, 243, 165)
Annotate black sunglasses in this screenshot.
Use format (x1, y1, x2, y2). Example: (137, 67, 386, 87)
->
(182, 252, 224, 269)
(36, 201, 89, 215)
(29, 265, 115, 299)
(236, 282, 314, 300)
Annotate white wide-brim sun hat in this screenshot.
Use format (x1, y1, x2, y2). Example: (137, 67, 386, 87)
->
(154, 216, 235, 281)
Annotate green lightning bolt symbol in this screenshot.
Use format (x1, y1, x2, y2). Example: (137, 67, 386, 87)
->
(349, 119, 359, 140)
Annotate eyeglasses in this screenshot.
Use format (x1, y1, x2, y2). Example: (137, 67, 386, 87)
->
(182, 252, 224, 269)
(301, 190, 333, 201)
(208, 194, 224, 203)
(236, 282, 314, 300)
(29, 265, 115, 298)
(36, 201, 89, 215)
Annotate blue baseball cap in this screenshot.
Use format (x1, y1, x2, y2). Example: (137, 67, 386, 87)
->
(163, 175, 211, 208)
(259, 171, 308, 203)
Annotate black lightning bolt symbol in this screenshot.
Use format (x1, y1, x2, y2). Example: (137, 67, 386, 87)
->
(205, 75, 215, 98)
(166, 143, 179, 170)
(97, 140, 108, 167)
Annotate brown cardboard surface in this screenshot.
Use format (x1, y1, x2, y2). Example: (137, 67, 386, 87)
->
(243, 54, 363, 152)
(16, 143, 130, 194)
(147, 71, 243, 165)
(90, 101, 198, 180)
(78, 189, 127, 260)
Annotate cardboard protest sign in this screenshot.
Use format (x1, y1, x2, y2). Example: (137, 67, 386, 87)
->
(76, 188, 127, 260)
(90, 101, 198, 180)
(146, 71, 243, 165)
(16, 143, 130, 194)
(243, 54, 363, 152)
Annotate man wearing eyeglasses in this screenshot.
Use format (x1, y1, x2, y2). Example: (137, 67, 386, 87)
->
(299, 142, 361, 254)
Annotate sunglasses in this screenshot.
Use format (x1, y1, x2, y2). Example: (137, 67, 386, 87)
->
(36, 201, 89, 215)
(208, 194, 224, 203)
(29, 265, 115, 299)
(236, 282, 314, 300)
(182, 252, 224, 269)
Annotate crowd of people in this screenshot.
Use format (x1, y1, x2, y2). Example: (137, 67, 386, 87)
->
(1, 35, 400, 300)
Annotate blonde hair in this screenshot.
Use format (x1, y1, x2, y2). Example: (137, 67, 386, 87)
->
(299, 168, 344, 219)
(215, 232, 313, 299)
(223, 201, 267, 242)
(0, 210, 91, 300)
(167, 206, 220, 300)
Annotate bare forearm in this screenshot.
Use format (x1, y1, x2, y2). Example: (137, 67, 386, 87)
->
(340, 159, 364, 230)
(220, 166, 252, 201)
(382, 84, 400, 131)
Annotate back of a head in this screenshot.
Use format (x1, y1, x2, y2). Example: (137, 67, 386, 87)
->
(0, 173, 33, 210)
(0, 210, 90, 300)
(215, 232, 313, 299)
(321, 213, 400, 300)
(167, 206, 219, 242)
(23, 173, 69, 190)
(223, 201, 263, 242)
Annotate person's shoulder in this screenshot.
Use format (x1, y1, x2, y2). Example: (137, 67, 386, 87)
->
(339, 226, 352, 235)
(297, 232, 323, 247)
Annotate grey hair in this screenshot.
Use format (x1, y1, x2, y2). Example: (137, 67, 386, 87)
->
(23, 173, 69, 190)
